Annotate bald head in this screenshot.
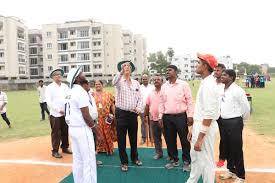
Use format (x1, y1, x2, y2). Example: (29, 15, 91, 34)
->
(142, 74, 149, 86)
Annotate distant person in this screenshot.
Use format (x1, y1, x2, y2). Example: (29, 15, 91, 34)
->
(0, 90, 11, 128)
(219, 69, 250, 183)
(45, 69, 72, 158)
(250, 76, 255, 88)
(140, 74, 154, 144)
(37, 80, 50, 121)
(260, 76, 265, 88)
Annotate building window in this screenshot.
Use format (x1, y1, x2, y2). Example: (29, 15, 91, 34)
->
(71, 65, 76, 68)
(70, 42, 76, 47)
(47, 54, 52, 60)
(41, 68, 43, 72)
(59, 54, 68, 62)
(134, 40, 136, 45)
(71, 54, 76, 58)
(0, 39, 3, 44)
(0, 23, 3, 31)
(40, 57, 43, 62)
(30, 48, 37, 54)
(83, 65, 90, 72)
(46, 32, 52, 37)
(93, 53, 101, 57)
(59, 31, 68, 39)
(30, 58, 38, 65)
(18, 54, 25, 63)
(70, 30, 75, 35)
(77, 41, 90, 49)
(184, 64, 188, 67)
(93, 41, 101, 46)
(48, 66, 53, 72)
(17, 42, 25, 51)
(19, 66, 26, 74)
(58, 43, 68, 51)
(77, 29, 89, 37)
(29, 36, 37, 44)
(17, 29, 25, 39)
(47, 43, 52, 49)
(93, 64, 102, 69)
(0, 52, 4, 58)
(60, 66, 69, 73)
(0, 66, 5, 71)
(77, 53, 90, 61)
(30, 68, 38, 75)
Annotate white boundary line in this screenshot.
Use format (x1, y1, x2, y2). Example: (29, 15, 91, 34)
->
(0, 160, 275, 173)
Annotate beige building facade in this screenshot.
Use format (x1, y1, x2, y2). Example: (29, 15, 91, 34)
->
(0, 16, 28, 79)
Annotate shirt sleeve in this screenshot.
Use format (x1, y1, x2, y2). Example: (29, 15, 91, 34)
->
(202, 82, 219, 120)
(112, 72, 123, 87)
(183, 82, 194, 117)
(78, 90, 90, 109)
(238, 88, 250, 120)
(158, 86, 165, 119)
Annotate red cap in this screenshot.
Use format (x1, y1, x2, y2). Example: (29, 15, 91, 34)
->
(197, 53, 218, 70)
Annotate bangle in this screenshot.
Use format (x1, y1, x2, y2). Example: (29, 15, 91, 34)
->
(91, 123, 97, 129)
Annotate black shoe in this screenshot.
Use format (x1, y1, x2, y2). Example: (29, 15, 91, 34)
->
(62, 148, 72, 154)
(52, 152, 63, 158)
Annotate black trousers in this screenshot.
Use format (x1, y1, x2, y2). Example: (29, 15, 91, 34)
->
(222, 117, 245, 179)
(39, 102, 50, 120)
(49, 115, 69, 153)
(115, 108, 139, 164)
(163, 113, 191, 163)
(1, 113, 11, 126)
(217, 117, 227, 160)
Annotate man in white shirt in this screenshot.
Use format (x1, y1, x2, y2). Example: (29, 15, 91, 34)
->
(140, 74, 154, 144)
(214, 64, 227, 167)
(45, 69, 72, 158)
(219, 69, 250, 183)
(0, 90, 11, 128)
(37, 80, 50, 121)
(186, 53, 219, 183)
(66, 67, 101, 183)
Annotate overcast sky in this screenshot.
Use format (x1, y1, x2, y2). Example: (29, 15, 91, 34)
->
(2, 0, 275, 66)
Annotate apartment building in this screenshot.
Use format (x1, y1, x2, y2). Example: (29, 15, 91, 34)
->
(0, 16, 28, 79)
(218, 55, 233, 69)
(29, 29, 44, 78)
(41, 20, 125, 78)
(172, 54, 197, 80)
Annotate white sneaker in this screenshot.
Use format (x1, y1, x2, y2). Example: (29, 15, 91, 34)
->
(233, 178, 245, 183)
(219, 171, 237, 180)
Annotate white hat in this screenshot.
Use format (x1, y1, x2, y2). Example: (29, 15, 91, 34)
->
(66, 67, 82, 88)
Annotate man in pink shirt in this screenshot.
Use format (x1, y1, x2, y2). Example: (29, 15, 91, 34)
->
(145, 74, 170, 160)
(159, 65, 194, 171)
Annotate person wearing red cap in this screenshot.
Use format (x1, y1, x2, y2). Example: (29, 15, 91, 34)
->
(186, 53, 220, 183)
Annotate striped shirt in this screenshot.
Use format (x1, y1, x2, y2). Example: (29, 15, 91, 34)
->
(112, 73, 142, 111)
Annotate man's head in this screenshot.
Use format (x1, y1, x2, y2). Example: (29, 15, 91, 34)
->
(141, 74, 149, 86)
(196, 53, 217, 75)
(214, 63, 226, 79)
(153, 74, 163, 88)
(121, 62, 132, 75)
(94, 80, 104, 92)
(221, 69, 236, 84)
(166, 65, 178, 80)
(74, 71, 86, 85)
(50, 69, 64, 83)
(80, 79, 90, 92)
(38, 80, 44, 87)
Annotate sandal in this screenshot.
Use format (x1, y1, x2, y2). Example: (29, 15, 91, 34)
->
(133, 160, 143, 166)
(121, 164, 128, 172)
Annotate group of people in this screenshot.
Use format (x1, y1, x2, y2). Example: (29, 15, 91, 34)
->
(38, 52, 250, 183)
(245, 75, 266, 88)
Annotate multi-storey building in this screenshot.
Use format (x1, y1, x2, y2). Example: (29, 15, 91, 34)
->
(0, 16, 28, 79)
(172, 54, 197, 80)
(218, 55, 233, 69)
(29, 29, 43, 78)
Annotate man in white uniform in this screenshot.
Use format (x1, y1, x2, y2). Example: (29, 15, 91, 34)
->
(219, 69, 250, 183)
(45, 69, 72, 158)
(0, 90, 11, 128)
(66, 67, 101, 183)
(186, 53, 219, 183)
(37, 80, 50, 121)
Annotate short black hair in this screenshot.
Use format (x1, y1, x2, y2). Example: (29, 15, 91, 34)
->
(154, 73, 163, 81)
(38, 80, 43, 83)
(80, 79, 89, 86)
(167, 65, 178, 72)
(217, 63, 226, 69)
(223, 69, 236, 82)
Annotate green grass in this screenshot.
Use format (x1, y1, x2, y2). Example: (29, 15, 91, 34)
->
(0, 79, 274, 141)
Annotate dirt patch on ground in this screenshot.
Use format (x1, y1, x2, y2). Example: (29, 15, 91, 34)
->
(0, 127, 275, 183)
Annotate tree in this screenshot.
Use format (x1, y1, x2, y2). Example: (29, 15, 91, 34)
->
(166, 47, 174, 63)
(148, 51, 169, 75)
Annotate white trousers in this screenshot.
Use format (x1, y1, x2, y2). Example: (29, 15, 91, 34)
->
(69, 125, 97, 183)
(186, 121, 218, 183)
